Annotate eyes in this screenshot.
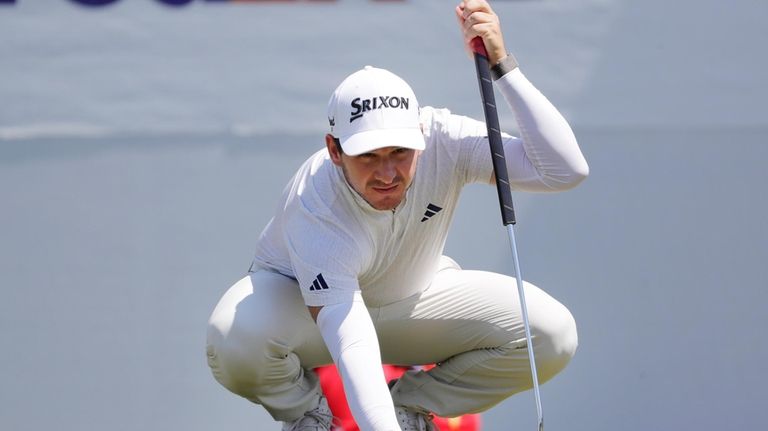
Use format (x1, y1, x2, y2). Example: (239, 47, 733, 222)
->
(358, 147, 413, 161)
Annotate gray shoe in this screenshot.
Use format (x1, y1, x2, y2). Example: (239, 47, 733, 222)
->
(389, 377, 438, 431)
(395, 405, 438, 431)
(281, 395, 334, 431)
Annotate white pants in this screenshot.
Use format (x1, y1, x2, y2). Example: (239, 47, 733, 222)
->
(206, 257, 577, 421)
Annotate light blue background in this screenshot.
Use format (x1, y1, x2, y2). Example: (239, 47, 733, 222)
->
(2, 1, 767, 430)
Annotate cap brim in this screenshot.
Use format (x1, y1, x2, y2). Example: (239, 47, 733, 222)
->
(340, 128, 425, 156)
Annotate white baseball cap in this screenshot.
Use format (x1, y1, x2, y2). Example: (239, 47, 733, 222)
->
(327, 66, 425, 156)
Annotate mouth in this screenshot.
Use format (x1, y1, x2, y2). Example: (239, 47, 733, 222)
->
(371, 183, 400, 195)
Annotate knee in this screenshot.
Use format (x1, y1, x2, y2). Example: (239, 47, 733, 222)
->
(532, 303, 578, 383)
(206, 293, 312, 400)
(205, 272, 322, 404)
(207, 315, 292, 398)
(205, 287, 275, 396)
(206, 314, 258, 394)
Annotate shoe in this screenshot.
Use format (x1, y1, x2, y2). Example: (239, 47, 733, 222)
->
(281, 395, 334, 431)
(389, 378, 438, 431)
(395, 405, 438, 431)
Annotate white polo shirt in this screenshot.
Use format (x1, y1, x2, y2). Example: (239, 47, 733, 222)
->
(250, 69, 588, 307)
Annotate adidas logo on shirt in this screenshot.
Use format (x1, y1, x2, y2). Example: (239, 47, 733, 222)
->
(308, 273, 330, 291)
(420, 203, 443, 222)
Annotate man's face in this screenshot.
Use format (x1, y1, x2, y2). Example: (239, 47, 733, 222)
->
(326, 135, 419, 211)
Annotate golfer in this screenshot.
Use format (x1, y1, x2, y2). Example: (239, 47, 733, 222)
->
(206, 1, 589, 430)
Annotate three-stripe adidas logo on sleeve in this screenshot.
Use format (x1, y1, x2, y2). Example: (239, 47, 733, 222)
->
(308, 273, 330, 291)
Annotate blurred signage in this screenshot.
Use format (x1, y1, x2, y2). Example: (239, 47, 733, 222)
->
(67, 0, 405, 6)
(0, 0, 410, 5)
(0, 0, 521, 8)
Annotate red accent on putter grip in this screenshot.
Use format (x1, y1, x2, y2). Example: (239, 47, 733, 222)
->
(470, 37, 487, 57)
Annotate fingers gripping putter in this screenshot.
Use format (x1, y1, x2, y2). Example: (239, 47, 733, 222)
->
(471, 38, 545, 431)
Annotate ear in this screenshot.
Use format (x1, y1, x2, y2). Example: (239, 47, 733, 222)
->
(325, 134, 343, 166)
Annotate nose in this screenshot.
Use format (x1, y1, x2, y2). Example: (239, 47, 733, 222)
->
(374, 159, 397, 183)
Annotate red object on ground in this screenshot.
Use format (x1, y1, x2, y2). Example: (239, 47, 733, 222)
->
(315, 364, 482, 431)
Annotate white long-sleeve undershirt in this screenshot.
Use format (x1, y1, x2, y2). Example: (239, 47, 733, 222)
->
(495, 68, 589, 191)
(316, 296, 399, 431)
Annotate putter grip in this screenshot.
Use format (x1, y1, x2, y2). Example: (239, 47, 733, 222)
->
(472, 38, 517, 225)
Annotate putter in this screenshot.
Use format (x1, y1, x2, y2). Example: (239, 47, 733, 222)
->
(470, 37, 544, 431)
